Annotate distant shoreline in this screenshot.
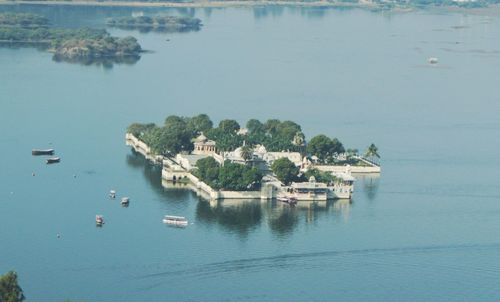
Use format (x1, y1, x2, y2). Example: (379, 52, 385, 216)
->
(1, 0, 500, 15)
(0, 0, 373, 8)
(0, 0, 405, 10)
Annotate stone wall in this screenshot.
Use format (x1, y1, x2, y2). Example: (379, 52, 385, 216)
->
(315, 165, 381, 174)
(125, 133, 163, 163)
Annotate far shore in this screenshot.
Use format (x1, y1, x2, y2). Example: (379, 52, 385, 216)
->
(1, 0, 500, 15)
(0, 0, 380, 8)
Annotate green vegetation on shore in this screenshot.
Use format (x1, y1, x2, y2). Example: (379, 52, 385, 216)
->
(0, 13, 142, 64)
(193, 157, 263, 191)
(107, 15, 202, 32)
(0, 271, 25, 302)
(271, 157, 299, 185)
(128, 114, 213, 155)
(128, 114, 378, 165)
(0, 13, 49, 27)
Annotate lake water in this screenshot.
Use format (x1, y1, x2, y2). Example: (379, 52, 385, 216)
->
(1, 4, 500, 301)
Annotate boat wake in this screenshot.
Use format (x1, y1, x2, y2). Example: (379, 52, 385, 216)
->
(135, 242, 500, 285)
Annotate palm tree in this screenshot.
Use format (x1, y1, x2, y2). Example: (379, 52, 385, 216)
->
(364, 143, 380, 165)
(240, 145, 254, 164)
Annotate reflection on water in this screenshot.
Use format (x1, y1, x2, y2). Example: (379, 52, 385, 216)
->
(107, 25, 200, 34)
(52, 53, 140, 68)
(126, 151, 193, 202)
(0, 41, 49, 51)
(358, 174, 380, 201)
(267, 205, 299, 238)
(196, 200, 262, 238)
(128, 151, 353, 237)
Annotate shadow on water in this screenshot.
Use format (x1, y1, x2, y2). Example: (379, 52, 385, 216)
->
(196, 200, 262, 239)
(125, 151, 194, 202)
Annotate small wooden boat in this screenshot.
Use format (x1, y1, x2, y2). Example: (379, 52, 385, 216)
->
(32, 149, 54, 156)
(121, 197, 129, 206)
(46, 157, 60, 164)
(109, 190, 116, 199)
(96, 215, 104, 226)
(162, 215, 188, 226)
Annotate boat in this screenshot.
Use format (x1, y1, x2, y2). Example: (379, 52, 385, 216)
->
(32, 149, 54, 156)
(121, 197, 129, 206)
(277, 196, 298, 206)
(428, 57, 438, 64)
(109, 190, 116, 199)
(96, 215, 104, 226)
(46, 157, 60, 164)
(162, 215, 188, 226)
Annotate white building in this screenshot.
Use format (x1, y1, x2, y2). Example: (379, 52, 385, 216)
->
(192, 133, 217, 155)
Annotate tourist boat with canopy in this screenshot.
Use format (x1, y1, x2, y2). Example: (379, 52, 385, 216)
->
(162, 215, 188, 226)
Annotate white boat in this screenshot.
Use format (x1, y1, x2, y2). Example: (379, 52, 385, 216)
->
(121, 197, 129, 205)
(96, 215, 104, 226)
(162, 215, 188, 226)
(46, 157, 61, 164)
(277, 195, 298, 206)
(109, 190, 116, 199)
(428, 57, 438, 64)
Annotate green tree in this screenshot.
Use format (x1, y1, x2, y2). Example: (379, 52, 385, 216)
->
(205, 128, 243, 152)
(218, 119, 240, 133)
(304, 168, 336, 183)
(271, 157, 299, 185)
(276, 120, 301, 141)
(127, 123, 155, 137)
(187, 114, 213, 135)
(240, 145, 254, 163)
(331, 138, 345, 154)
(365, 143, 380, 164)
(194, 156, 220, 183)
(246, 119, 264, 134)
(306, 135, 334, 163)
(307, 135, 345, 163)
(164, 115, 187, 129)
(0, 271, 25, 302)
(264, 119, 281, 136)
(218, 161, 262, 191)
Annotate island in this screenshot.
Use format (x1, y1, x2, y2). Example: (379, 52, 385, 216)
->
(126, 114, 381, 204)
(0, 13, 142, 65)
(106, 15, 202, 33)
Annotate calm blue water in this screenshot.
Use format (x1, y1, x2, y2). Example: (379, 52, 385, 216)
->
(1, 4, 500, 302)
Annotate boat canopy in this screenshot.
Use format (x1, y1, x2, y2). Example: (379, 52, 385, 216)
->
(164, 215, 187, 221)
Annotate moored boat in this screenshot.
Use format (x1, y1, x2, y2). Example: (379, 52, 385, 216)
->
(277, 196, 298, 206)
(32, 149, 54, 155)
(162, 215, 188, 226)
(96, 215, 104, 226)
(46, 157, 60, 164)
(428, 57, 438, 64)
(121, 197, 129, 206)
